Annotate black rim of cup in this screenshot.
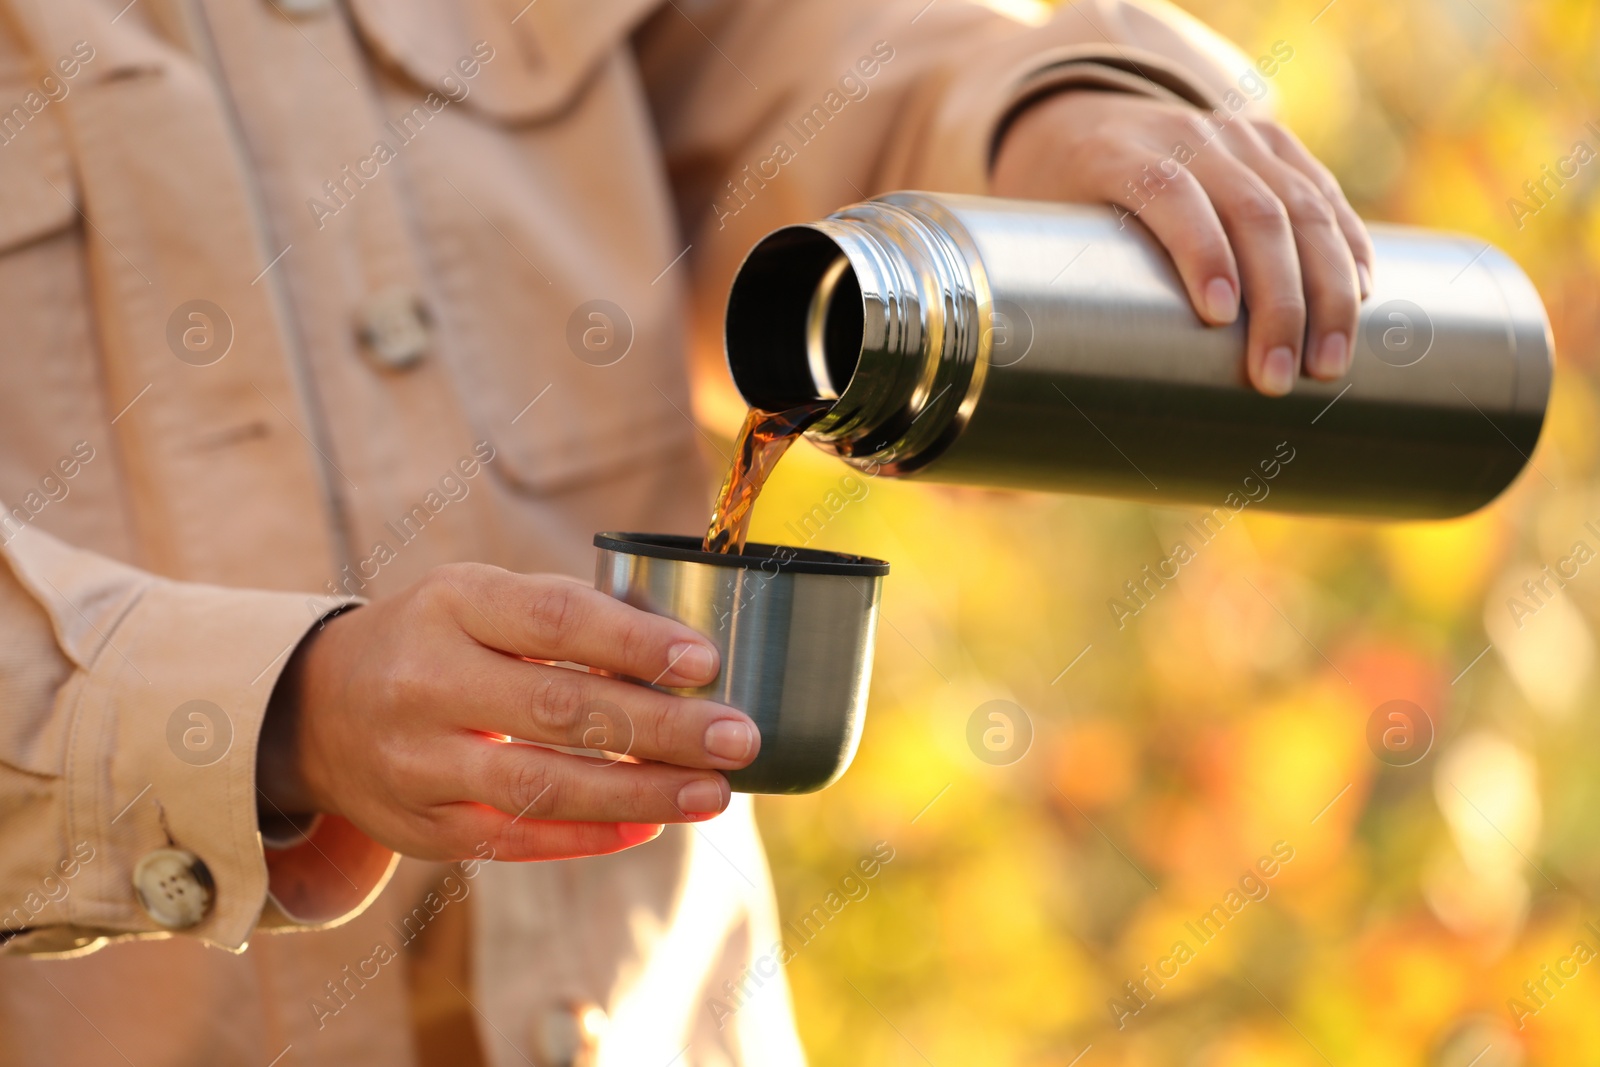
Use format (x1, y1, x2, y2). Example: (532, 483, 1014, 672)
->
(594, 532, 889, 577)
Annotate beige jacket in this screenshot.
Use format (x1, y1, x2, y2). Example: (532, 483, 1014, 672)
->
(0, 0, 1249, 1063)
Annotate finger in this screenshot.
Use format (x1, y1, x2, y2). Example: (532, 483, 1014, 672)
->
(450, 737, 732, 823)
(1112, 157, 1242, 326)
(1220, 122, 1361, 381)
(432, 565, 721, 686)
(452, 645, 759, 769)
(432, 804, 667, 863)
(1183, 146, 1306, 395)
(1252, 120, 1376, 298)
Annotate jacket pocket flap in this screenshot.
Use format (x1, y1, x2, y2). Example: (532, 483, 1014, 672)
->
(347, 0, 661, 124)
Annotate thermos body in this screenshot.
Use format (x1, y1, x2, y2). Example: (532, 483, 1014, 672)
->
(724, 192, 1553, 519)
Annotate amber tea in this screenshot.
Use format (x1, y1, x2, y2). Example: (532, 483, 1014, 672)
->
(704, 401, 829, 554)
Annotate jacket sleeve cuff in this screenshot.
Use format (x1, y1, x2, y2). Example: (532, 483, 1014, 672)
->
(4, 527, 395, 951)
(987, 53, 1218, 165)
(882, 4, 1266, 195)
(260, 814, 399, 930)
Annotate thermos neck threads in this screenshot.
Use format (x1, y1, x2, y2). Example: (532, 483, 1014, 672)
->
(725, 196, 993, 474)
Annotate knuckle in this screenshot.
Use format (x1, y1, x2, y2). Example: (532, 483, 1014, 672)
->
(1315, 169, 1349, 205)
(1081, 120, 1120, 155)
(580, 698, 635, 755)
(631, 772, 671, 815)
(430, 561, 475, 591)
(610, 766, 665, 814)
(383, 737, 434, 789)
(527, 581, 580, 644)
(376, 659, 434, 711)
(501, 756, 557, 818)
(1234, 190, 1290, 230)
(635, 692, 688, 756)
(614, 614, 657, 674)
(1282, 184, 1335, 228)
(1179, 216, 1233, 262)
(1177, 114, 1213, 144)
(1097, 125, 1158, 163)
(1318, 289, 1362, 329)
(1091, 145, 1143, 191)
(432, 560, 474, 582)
(1255, 296, 1308, 330)
(413, 562, 484, 615)
(410, 569, 454, 613)
(529, 670, 586, 739)
(1317, 268, 1361, 306)
(1254, 119, 1292, 148)
(1160, 163, 1203, 198)
(1348, 220, 1377, 256)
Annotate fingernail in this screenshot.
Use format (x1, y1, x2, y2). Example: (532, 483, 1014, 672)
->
(1204, 277, 1238, 323)
(1357, 262, 1373, 299)
(668, 642, 717, 684)
(1260, 346, 1296, 396)
(677, 778, 727, 815)
(704, 719, 757, 763)
(1312, 332, 1350, 378)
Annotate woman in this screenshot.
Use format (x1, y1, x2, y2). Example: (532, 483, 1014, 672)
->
(0, 0, 1366, 1063)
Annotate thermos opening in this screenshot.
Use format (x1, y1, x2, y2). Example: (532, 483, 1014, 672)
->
(726, 227, 863, 411)
(723, 197, 990, 476)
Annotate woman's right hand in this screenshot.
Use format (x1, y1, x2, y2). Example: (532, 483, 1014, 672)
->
(257, 563, 760, 862)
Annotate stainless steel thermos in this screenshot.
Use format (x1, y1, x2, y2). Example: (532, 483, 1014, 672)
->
(724, 191, 1553, 518)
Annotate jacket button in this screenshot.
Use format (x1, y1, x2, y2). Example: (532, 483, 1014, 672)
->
(530, 1002, 607, 1067)
(357, 287, 431, 370)
(132, 849, 214, 929)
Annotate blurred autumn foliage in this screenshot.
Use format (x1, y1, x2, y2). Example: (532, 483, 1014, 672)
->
(723, 0, 1600, 1064)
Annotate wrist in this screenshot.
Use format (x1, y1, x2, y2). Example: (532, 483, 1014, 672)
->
(258, 608, 355, 820)
(991, 87, 1096, 194)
